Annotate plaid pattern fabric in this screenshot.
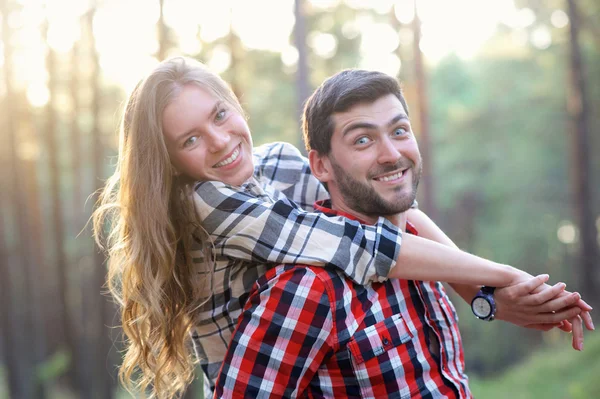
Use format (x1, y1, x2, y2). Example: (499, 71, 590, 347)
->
(190, 142, 406, 390)
(215, 205, 471, 399)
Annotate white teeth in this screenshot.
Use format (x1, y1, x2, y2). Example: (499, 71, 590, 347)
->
(378, 171, 403, 182)
(214, 147, 240, 168)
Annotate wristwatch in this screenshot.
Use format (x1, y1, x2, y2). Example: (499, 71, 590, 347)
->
(471, 286, 496, 321)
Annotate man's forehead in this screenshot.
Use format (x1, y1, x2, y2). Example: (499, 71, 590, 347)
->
(332, 94, 408, 128)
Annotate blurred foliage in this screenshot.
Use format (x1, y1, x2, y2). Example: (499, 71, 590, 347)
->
(470, 332, 600, 398)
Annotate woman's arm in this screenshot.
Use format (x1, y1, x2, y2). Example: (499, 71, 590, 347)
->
(406, 208, 593, 348)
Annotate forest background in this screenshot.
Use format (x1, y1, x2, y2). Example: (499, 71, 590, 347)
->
(0, 0, 598, 398)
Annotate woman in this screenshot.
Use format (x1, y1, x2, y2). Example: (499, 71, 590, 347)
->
(93, 57, 590, 398)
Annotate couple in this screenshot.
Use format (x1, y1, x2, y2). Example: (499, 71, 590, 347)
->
(94, 57, 593, 398)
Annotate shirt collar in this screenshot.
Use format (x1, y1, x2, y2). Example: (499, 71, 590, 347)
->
(314, 199, 419, 235)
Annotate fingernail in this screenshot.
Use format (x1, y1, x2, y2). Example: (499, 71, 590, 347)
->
(580, 342, 584, 351)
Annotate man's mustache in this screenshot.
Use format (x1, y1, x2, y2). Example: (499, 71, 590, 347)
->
(368, 159, 414, 179)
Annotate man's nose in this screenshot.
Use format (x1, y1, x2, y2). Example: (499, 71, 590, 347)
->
(377, 136, 402, 164)
(206, 128, 230, 153)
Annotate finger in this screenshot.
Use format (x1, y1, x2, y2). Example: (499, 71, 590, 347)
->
(529, 292, 580, 313)
(530, 306, 581, 324)
(580, 311, 594, 331)
(508, 274, 549, 297)
(576, 298, 593, 312)
(518, 282, 566, 306)
(559, 319, 573, 332)
(571, 315, 583, 351)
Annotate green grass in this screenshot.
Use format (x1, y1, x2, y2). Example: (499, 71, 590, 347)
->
(470, 333, 600, 399)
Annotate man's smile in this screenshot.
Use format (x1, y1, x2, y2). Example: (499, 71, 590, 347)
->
(373, 168, 409, 183)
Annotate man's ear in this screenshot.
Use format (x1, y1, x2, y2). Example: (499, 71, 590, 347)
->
(308, 149, 333, 184)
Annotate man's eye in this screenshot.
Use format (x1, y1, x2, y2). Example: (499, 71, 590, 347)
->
(183, 136, 198, 148)
(355, 136, 370, 145)
(393, 127, 407, 137)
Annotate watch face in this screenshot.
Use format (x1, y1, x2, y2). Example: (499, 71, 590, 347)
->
(473, 297, 491, 318)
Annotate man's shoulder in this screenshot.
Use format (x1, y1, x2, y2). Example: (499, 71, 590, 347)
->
(257, 264, 348, 298)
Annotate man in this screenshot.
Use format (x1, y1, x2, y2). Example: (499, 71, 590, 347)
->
(214, 70, 591, 398)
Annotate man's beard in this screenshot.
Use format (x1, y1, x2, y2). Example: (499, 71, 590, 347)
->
(330, 156, 422, 217)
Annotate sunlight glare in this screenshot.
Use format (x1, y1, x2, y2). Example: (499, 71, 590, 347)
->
(162, 0, 203, 54)
(281, 45, 299, 66)
(361, 23, 398, 54)
(530, 26, 552, 50)
(308, 32, 337, 59)
(341, 20, 360, 39)
(196, 1, 231, 43)
(47, 19, 79, 53)
(371, 0, 395, 15)
(557, 221, 578, 244)
(360, 53, 401, 77)
(231, 0, 294, 52)
(394, 2, 414, 25)
(94, 1, 161, 91)
(27, 81, 50, 108)
(309, 0, 341, 10)
(501, 7, 536, 29)
(417, 0, 515, 61)
(551, 10, 569, 29)
(208, 45, 232, 74)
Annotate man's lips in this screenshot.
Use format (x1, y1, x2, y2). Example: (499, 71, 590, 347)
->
(373, 168, 408, 182)
(213, 144, 241, 168)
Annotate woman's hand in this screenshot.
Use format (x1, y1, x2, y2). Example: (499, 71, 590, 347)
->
(495, 274, 594, 350)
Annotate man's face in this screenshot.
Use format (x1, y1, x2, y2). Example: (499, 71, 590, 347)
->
(324, 94, 422, 220)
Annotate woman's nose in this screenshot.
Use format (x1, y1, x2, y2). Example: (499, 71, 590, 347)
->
(206, 128, 230, 153)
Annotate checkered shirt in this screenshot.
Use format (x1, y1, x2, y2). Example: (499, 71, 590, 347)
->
(190, 142, 407, 391)
(215, 203, 471, 399)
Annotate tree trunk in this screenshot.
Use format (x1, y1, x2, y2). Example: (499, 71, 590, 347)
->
(412, 0, 437, 221)
(157, 0, 168, 61)
(1, 1, 39, 397)
(85, 7, 116, 397)
(566, 0, 599, 307)
(294, 0, 310, 154)
(227, 11, 242, 100)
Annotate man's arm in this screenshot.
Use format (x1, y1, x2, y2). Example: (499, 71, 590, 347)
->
(214, 266, 336, 398)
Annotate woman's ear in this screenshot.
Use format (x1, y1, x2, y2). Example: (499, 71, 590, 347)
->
(308, 149, 333, 184)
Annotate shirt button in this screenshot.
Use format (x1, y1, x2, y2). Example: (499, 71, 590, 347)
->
(382, 337, 389, 346)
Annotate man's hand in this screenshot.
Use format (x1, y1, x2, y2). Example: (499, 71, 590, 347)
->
(495, 274, 594, 350)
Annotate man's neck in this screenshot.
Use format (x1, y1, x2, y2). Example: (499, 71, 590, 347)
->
(328, 199, 407, 232)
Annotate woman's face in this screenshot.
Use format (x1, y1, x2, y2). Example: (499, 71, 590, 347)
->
(162, 84, 254, 186)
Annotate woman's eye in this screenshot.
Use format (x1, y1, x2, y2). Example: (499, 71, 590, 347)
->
(393, 127, 407, 137)
(215, 109, 227, 121)
(355, 136, 370, 145)
(183, 136, 198, 148)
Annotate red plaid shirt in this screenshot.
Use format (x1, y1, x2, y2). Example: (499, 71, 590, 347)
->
(215, 201, 471, 398)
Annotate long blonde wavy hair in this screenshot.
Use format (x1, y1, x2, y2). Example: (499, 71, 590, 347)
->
(93, 57, 245, 398)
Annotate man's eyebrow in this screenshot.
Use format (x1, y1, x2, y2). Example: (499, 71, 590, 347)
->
(387, 114, 409, 128)
(175, 100, 222, 142)
(341, 113, 409, 137)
